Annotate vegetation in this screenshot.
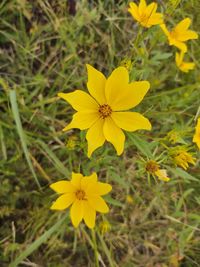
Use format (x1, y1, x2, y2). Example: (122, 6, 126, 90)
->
(0, 0, 200, 266)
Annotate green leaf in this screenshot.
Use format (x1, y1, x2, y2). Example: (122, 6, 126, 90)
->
(104, 196, 123, 207)
(171, 168, 199, 183)
(128, 133, 153, 158)
(36, 139, 70, 177)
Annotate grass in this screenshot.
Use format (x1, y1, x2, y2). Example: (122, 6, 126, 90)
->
(0, 0, 200, 266)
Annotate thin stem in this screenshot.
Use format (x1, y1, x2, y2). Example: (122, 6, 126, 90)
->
(91, 229, 99, 267)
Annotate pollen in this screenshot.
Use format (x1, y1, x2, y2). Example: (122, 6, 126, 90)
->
(75, 190, 86, 200)
(99, 104, 112, 119)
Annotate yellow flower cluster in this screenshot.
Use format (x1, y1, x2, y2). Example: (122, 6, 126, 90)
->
(49, 0, 198, 229)
(128, 0, 198, 73)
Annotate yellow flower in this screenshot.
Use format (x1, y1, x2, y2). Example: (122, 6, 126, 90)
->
(50, 172, 112, 229)
(193, 118, 200, 149)
(126, 194, 134, 204)
(120, 58, 132, 71)
(99, 220, 111, 235)
(175, 51, 195, 72)
(146, 160, 170, 182)
(58, 65, 151, 157)
(160, 18, 198, 52)
(66, 135, 78, 150)
(128, 0, 163, 28)
(171, 147, 196, 170)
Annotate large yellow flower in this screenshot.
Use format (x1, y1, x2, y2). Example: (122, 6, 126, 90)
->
(193, 118, 200, 149)
(58, 65, 151, 157)
(128, 0, 163, 28)
(160, 18, 198, 52)
(50, 172, 112, 229)
(175, 51, 195, 73)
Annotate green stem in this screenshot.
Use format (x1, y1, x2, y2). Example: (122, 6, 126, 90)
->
(91, 229, 99, 267)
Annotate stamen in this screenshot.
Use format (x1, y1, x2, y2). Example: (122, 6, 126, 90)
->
(75, 190, 86, 200)
(99, 104, 112, 119)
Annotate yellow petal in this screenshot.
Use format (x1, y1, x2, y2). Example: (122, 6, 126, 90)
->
(83, 201, 96, 229)
(63, 111, 99, 131)
(193, 118, 200, 149)
(97, 182, 112, 195)
(105, 67, 129, 108)
(50, 181, 75, 194)
(145, 2, 157, 16)
(179, 62, 195, 73)
(70, 200, 84, 227)
(58, 90, 98, 111)
(81, 173, 98, 191)
(71, 172, 83, 188)
(175, 52, 182, 67)
(169, 38, 187, 52)
(86, 118, 105, 157)
(148, 13, 163, 26)
(174, 18, 191, 32)
(88, 196, 109, 213)
(103, 117, 125, 155)
(50, 193, 74, 210)
(86, 181, 112, 196)
(160, 24, 170, 38)
(108, 81, 150, 111)
(155, 169, 170, 182)
(111, 112, 151, 132)
(128, 2, 140, 21)
(178, 30, 198, 41)
(86, 64, 106, 105)
(138, 0, 147, 14)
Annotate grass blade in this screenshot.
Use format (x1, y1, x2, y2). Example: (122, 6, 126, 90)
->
(9, 90, 41, 189)
(10, 214, 68, 267)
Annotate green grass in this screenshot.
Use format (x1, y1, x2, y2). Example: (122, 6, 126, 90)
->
(0, 0, 200, 266)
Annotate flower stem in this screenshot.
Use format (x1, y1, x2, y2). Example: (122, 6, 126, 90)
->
(91, 229, 99, 267)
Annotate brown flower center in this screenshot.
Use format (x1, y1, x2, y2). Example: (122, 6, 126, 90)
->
(75, 190, 86, 200)
(99, 104, 112, 119)
(145, 160, 159, 174)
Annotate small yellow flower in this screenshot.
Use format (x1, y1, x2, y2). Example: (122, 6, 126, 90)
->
(66, 136, 78, 150)
(120, 59, 132, 71)
(175, 51, 195, 72)
(146, 160, 170, 182)
(126, 195, 134, 204)
(128, 0, 163, 28)
(58, 65, 151, 157)
(171, 147, 196, 170)
(166, 129, 185, 144)
(193, 118, 200, 149)
(160, 18, 198, 52)
(99, 220, 111, 234)
(50, 172, 112, 229)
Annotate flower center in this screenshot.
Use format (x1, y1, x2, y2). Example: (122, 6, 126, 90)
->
(145, 160, 159, 174)
(99, 104, 112, 119)
(75, 190, 86, 200)
(140, 13, 149, 23)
